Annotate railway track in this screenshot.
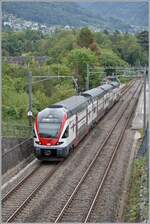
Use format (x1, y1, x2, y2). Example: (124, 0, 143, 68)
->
(2, 161, 63, 222)
(54, 81, 142, 223)
(1, 80, 140, 223)
(121, 80, 135, 95)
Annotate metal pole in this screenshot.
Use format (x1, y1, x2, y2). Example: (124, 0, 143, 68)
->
(48, 65, 50, 76)
(143, 67, 146, 131)
(72, 77, 78, 95)
(57, 62, 60, 80)
(28, 71, 32, 127)
(86, 64, 90, 90)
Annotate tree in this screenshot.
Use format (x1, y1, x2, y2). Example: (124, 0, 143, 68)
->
(37, 38, 52, 55)
(77, 27, 94, 48)
(136, 31, 148, 51)
(136, 31, 148, 65)
(111, 34, 146, 66)
(94, 32, 112, 48)
(50, 63, 71, 76)
(48, 32, 76, 63)
(49, 82, 76, 104)
(68, 48, 97, 90)
(100, 48, 128, 75)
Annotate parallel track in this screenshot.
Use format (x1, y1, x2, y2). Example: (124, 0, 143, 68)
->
(54, 81, 142, 223)
(83, 86, 141, 222)
(2, 80, 139, 223)
(2, 162, 63, 222)
(2, 80, 134, 201)
(121, 80, 135, 95)
(2, 163, 41, 202)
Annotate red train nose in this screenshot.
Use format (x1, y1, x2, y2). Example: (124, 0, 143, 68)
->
(40, 138, 58, 146)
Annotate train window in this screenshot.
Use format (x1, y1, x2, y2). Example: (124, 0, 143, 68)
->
(39, 121, 61, 138)
(62, 126, 69, 138)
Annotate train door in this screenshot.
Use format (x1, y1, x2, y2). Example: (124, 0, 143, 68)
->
(109, 91, 113, 106)
(68, 115, 76, 143)
(114, 89, 117, 101)
(92, 100, 97, 121)
(108, 92, 111, 107)
(98, 97, 104, 112)
(77, 108, 87, 133)
(87, 103, 93, 125)
(103, 93, 108, 109)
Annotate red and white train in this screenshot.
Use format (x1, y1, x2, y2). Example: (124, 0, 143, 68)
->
(33, 82, 121, 160)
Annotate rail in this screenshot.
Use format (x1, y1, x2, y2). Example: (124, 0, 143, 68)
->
(2, 80, 140, 222)
(54, 81, 142, 223)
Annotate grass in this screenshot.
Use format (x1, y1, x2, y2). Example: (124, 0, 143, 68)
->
(139, 128, 145, 138)
(119, 76, 133, 84)
(124, 155, 148, 222)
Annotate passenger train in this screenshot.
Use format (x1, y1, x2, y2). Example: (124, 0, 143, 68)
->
(33, 82, 121, 160)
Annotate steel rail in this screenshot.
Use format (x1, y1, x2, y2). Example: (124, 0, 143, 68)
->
(3, 80, 137, 223)
(5, 161, 63, 223)
(121, 80, 136, 96)
(2, 80, 133, 202)
(54, 81, 142, 223)
(2, 163, 42, 202)
(84, 84, 142, 222)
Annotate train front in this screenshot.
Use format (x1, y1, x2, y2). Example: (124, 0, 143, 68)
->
(33, 106, 69, 160)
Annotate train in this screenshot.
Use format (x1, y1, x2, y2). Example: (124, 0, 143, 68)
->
(33, 82, 121, 161)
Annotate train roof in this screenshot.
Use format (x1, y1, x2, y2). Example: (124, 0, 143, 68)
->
(52, 95, 89, 116)
(38, 107, 66, 121)
(100, 84, 113, 91)
(82, 87, 105, 99)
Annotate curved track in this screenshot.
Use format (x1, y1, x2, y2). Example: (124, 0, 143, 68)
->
(1, 80, 141, 223)
(54, 81, 142, 223)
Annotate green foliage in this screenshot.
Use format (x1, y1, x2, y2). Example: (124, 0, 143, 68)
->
(50, 63, 71, 76)
(136, 31, 148, 65)
(68, 47, 97, 90)
(3, 105, 19, 119)
(2, 30, 43, 56)
(111, 33, 146, 66)
(37, 38, 52, 55)
(124, 157, 148, 222)
(94, 32, 112, 48)
(49, 82, 76, 104)
(2, 62, 76, 125)
(2, 28, 148, 127)
(100, 48, 128, 66)
(136, 31, 148, 51)
(48, 31, 77, 62)
(33, 90, 50, 116)
(2, 29, 148, 66)
(68, 47, 96, 66)
(77, 27, 94, 48)
(118, 76, 132, 84)
(100, 48, 128, 75)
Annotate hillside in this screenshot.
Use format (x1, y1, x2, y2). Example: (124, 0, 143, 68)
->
(79, 2, 148, 27)
(2, 2, 105, 27)
(2, 2, 148, 32)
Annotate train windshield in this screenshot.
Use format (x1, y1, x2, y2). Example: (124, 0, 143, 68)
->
(39, 119, 61, 138)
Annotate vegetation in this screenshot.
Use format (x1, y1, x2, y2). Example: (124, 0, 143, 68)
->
(2, 28, 148, 131)
(124, 156, 148, 222)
